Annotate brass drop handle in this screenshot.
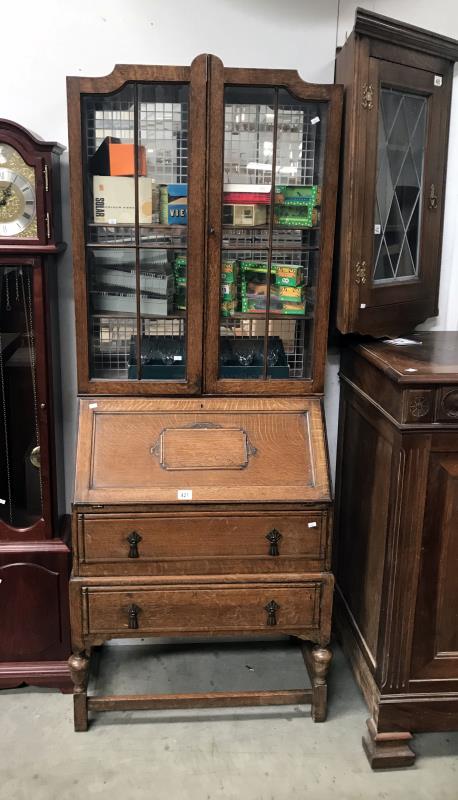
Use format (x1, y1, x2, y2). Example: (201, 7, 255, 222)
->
(265, 599, 280, 626)
(30, 446, 41, 469)
(127, 531, 142, 558)
(127, 604, 140, 629)
(266, 528, 282, 557)
(428, 184, 438, 210)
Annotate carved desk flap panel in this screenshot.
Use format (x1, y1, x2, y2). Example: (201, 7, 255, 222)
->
(74, 398, 330, 505)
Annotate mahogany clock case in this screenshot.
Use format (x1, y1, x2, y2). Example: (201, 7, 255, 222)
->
(333, 10, 458, 337)
(66, 56, 343, 728)
(0, 120, 71, 692)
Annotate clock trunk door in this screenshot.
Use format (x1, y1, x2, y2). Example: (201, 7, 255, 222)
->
(356, 59, 449, 336)
(0, 259, 52, 539)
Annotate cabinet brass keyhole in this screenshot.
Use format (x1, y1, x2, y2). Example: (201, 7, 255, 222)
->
(428, 184, 438, 210)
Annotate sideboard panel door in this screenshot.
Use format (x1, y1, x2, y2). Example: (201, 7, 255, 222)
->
(411, 450, 458, 684)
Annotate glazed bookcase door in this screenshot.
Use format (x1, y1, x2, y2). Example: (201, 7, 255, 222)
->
(0, 258, 52, 540)
(205, 60, 342, 395)
(67, 58, 207, 394)
(358, 59, 448, 324)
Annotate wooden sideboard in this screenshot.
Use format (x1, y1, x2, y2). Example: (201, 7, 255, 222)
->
(333, 332, 458, 768)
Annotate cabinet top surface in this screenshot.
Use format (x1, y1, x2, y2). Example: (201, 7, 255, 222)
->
(354, 332, 458, 384)
(74, 397, 330, 506)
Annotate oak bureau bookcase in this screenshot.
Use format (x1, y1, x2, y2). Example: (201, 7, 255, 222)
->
(66, 55, 342, 729)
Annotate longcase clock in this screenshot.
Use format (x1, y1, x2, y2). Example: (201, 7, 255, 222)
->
(0, 119, 71, 691)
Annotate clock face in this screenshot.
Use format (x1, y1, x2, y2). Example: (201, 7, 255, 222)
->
(0, 144, 37, 239)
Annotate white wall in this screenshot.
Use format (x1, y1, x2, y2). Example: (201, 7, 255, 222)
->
(2, 0, 458, 506)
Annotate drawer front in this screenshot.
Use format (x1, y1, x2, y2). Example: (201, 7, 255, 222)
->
(77, 512, 328, 576)
(84, 579, 332, 638)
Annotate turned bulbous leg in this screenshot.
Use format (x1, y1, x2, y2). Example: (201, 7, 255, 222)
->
(68, 651, 90, 732)
(309, 644, 332, 722)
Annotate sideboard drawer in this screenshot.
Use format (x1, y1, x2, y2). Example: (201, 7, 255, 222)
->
(77, 512, 329, 576)
(83, 578, 331, 638)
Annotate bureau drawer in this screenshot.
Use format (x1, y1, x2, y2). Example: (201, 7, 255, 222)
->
(83, 578, 332, 639)
(77, 512, 329, 575)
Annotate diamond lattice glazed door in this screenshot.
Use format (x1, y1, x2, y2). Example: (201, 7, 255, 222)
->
(358, 59, 445, 320)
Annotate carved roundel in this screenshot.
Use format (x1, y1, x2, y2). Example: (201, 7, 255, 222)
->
(409, 396, 430, 418)
(442, 389, 458, 418)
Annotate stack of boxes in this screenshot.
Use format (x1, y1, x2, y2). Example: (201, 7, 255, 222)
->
(234, 261, 307, 316)
(173, 255, 187, 311)
(91, 250, 175, 316)
(221, 260, 238, 316)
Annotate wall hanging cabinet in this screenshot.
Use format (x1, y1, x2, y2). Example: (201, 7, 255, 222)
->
(334, 9, 458, 337)
(0, 120, 71, 691)
(66, 55, 342, 728)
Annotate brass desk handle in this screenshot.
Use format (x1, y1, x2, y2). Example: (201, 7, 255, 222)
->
(266, 528, 282, 556)
(265, 600, 280, 626)
(127, 531, 142, 559)
(127, 604, 140, 629)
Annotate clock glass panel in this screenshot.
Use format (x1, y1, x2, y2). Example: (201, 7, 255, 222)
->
(0, 144, 37, 239)
(0, 263, 42, 530)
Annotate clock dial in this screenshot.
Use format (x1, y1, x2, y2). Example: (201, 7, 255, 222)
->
(0, 144, 37, 239)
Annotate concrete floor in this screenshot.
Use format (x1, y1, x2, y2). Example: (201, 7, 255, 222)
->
(1, 639, 457, 800)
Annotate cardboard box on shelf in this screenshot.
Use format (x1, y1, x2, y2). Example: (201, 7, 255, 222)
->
(93, 176, 153, 224)
(89, 136, 147, 177)
(160, 184, 188, 225)
(223, 204, 267, 226)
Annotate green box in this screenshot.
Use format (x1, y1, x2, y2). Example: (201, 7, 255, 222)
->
(275, 185, 320, 206)
(221, 259, 238, 284)
(271, 284, 306, 303)
(273, 264, 304, 287)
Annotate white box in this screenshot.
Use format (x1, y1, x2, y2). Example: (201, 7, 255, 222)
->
(93, 176, 153, 224)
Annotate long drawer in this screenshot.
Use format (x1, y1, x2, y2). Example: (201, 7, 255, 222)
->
(76, 511, 329, 576)
(79, 576, 333, 640)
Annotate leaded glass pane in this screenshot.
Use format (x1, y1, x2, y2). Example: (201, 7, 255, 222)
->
(373, 88, 427, 283)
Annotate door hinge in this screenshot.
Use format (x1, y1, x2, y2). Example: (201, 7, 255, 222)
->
(43, 164, 49, 192)
(45, 212, 51, 240)
(361, 84, 374, 110)
(355, 260, 367, 284)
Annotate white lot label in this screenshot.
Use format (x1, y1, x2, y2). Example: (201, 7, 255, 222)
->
(0, 499, 5, 505)
(374, 224, 381, 234)
(434, 75, 443, 86)
(89, 402, 98, 409)
(388, 338, 421, 346)
(311, 116, 320, 125)
(308, 521, 317, 528)
(177, 489, 192, 500)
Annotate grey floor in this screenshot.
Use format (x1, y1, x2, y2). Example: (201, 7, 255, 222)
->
(1, 639, 457, 800)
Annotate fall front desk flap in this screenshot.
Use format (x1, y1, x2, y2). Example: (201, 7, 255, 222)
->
(74, 398, 330, 505)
